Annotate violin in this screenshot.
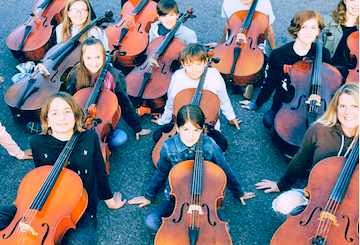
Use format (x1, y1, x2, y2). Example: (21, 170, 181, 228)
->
(346, 31, 359, 83)
(0, 131, 88, 245)
(271, 140, 359, 245)
(105, 0, 158, 67)
(152, 53, 220, 166)
(155, 134, 232, 244)
(73, 49, 122, 174)
(126, 9, 195, 110)
(272, 33, 342, 156)
(6, 0, 67, 61)
(5, 12, 113, 124)
(210, 0, 268, 85)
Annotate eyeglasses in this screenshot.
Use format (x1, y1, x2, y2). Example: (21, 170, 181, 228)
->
(69, 8, 88, 15)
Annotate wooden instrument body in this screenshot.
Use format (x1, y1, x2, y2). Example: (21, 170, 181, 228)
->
(6, 0, 67, 61)
(73, 89, 121, 173)
(274, 60, 342, 148)
(105, 0, 158, 66)
(0, 166, 88, 245)
(270, 157, 359, 245)
(154, 160, 232, 245)
(211, 11, 268, 85)
(152, 89, 220, 166)
(126, 36, 184, 108)
(346, 31, 359, 83)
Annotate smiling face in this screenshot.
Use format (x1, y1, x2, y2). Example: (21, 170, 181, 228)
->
(47, 98, 76, 140)
(158, 10, 179, 30)
(68, 1, 89, 28)
(337, 93, 359, 136)
(296, 18, 320, 44)
(82, 43, 105, 74)
(177, 121, 203, 147)
(344, 0, 359, 17)
(182, 59, 207, 80)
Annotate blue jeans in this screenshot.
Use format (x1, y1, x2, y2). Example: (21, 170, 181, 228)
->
(0, 205, 97, 245)
(263, 110, 277, 131)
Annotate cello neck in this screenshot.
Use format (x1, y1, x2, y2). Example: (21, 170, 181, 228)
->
(240, 0, 259, 31)
(132, 0, 149, 15)
(311, 33, 324, 88)
(29, 131, 82, 211)
(154, 9, 195, 56)
(329, 140, 359, 203)
(38, 0, 53, 9)
(191, 134, 204, 195)
(191, 57, 212, 105)
(84, 50, 116, 112)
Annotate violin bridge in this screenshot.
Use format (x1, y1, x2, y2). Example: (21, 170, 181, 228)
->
(318, 211, 339, 226)
(19, 222, 38, 236)
(187, 205, 203, 215)
(305, 94, 321, 106)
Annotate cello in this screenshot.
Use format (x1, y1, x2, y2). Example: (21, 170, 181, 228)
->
(210, 0, 268, 85)
(6, 0, 67, 61)
(155, 134, 232, 245)
(0, 131, 88, 245)
(73, 49, 122, 174)
(4, 11, 113, 123)
(273, 33, 342, 156)
(126, 9, 195, 110)
(271, 140, 359, 245)
(346, 31, 359, 83)
(105, 0, 158, 67)
(151, 53, 220, 166)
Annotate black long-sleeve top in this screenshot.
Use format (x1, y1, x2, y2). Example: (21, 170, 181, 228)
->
(255, 41, 331, 111)
(30, 130, 113, 217)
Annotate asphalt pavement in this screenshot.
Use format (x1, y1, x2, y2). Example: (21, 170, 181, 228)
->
(0, 0, 337, 244)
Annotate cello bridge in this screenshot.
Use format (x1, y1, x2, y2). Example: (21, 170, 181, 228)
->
(305, 94, 321, 106)
(187, 205, 203, 215)
(318, 211, 339, 226)
(126, 16, 136, 28)
(19, 222, 38, 236)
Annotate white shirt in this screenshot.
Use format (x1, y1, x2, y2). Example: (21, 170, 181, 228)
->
(55, 23, 110, 51)
(157, 68, 237, 131)
(221, 0, 275, 25)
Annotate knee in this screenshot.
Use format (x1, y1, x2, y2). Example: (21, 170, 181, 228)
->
(272, 190, 307, 215)
(262, 110, 276, 130)
(144, 213, 161, 233)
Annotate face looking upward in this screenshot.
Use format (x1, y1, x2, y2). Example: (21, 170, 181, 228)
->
(82, 44, 105, 74)
(344, 0, 359, 18)
(337, 93, 359, 137)
(177, 121, 203, 147)
(68, 1, 89, 28)
(182, 59, 207, 80)
(47, 98, 76, 140)
(296, 18, 320, 44)
(158, 10, 179, 30)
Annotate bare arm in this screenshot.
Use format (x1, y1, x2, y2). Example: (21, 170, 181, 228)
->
(266, 25, 276, 50)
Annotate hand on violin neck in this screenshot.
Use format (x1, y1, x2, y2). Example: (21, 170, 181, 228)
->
(37, 63, 50, 76)
(239, 191, 256, 205)
(105, 192, 127, 209)
(229, 118, 243, 130)
(136, 129, 152, 140)
(128, 196, 151, 208)
(240, 100, 258, 111)
(255, 179, 280, 193)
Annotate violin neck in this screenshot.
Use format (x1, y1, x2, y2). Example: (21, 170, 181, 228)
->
(241, 0, 259, 30)
(84, 51, 115, 111)
(29, 131, 82, 211)
(329, 140, 359, 203)
(191, 134, 204, 195)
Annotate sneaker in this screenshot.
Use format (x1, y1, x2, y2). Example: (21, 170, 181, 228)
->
(137, 106, 151, 116)
(26, 121, 43, 134)
(243, 84, 254, 100)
